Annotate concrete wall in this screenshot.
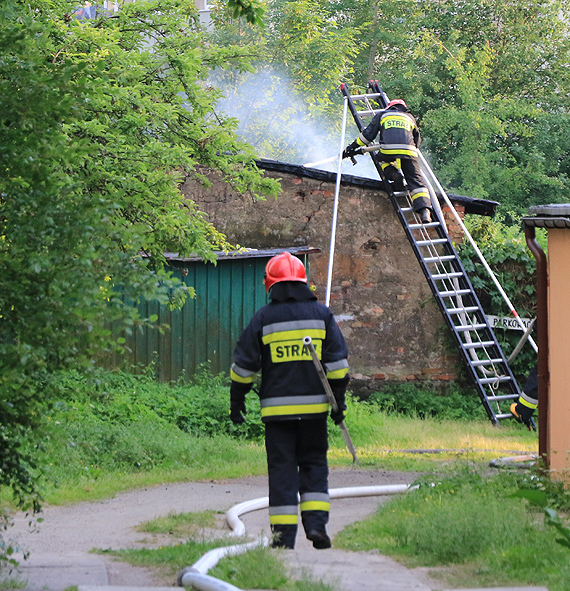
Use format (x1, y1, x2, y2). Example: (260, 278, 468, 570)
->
(180, 164, 464, 392)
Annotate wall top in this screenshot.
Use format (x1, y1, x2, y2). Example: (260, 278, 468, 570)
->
(523, 203, 570, 229)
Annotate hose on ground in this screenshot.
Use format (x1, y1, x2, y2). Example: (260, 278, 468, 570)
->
(177, 484, 412, 590)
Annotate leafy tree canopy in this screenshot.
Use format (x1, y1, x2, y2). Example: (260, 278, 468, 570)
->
(0, 0, 278, 510)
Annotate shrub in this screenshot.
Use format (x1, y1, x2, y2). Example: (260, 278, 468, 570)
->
(368, 381, 487, 421)
(457, 214, 544, 382)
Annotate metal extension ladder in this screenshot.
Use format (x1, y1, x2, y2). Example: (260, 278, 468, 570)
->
(341, 81, 522, 425)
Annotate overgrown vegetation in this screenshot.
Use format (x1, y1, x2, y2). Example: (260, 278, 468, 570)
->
(109, 541, 333, 591)
(458, 215, 545, 381)
(1, 0, 280, 519)
(368, 381, 487, 421)
(0, 366, 536, 510)
(335, 466, 570, 591)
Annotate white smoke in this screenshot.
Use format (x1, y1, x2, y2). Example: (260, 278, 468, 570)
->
(212, 68, 380, 180)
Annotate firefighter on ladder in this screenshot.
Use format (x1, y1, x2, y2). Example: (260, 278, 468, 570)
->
(343, 98, 433, 224)
(229, 252, 350, 550)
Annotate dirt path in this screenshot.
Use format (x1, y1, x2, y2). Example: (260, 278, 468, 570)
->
(7, 468, 438, 591)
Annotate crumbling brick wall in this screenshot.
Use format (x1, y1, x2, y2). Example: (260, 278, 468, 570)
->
(180, 163, 464, 392)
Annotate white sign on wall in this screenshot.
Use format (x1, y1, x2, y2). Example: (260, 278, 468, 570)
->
(487, 315, 534, 331)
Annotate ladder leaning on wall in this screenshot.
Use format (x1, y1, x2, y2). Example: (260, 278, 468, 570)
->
(340, 81, 536, 426)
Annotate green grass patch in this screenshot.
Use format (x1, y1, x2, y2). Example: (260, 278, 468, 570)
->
(0, 367, 536, 506)
(108, 541, 335, 591)
(136, 510, 218, 536)
(210, 546, 336, 591)
(335, 467, 570, 590)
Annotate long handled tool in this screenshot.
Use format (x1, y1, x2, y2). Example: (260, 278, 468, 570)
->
(303, 336, 358, 464)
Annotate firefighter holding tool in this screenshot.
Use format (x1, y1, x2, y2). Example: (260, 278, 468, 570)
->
(343, 98, 433, 224)
(229, 252, 349, 550)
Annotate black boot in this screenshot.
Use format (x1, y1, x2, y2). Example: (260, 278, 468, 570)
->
(306, 529, 331, 549)
(419, 208, 432, 224)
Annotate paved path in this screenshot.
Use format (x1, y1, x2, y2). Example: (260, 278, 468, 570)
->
(6, 469, 548, 591)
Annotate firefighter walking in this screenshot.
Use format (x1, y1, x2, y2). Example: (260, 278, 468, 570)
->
(229, 252, 350, 550)
(343, 98, 433, 223)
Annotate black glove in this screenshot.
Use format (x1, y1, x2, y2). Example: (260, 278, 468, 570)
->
(330, 403, 346, 425)
(342, 141, 360, 160)
(510, 401, 535, 429)
(330, 384, 347, 425)
(230, 382, 250, 425)
(230, 399, 246, 424)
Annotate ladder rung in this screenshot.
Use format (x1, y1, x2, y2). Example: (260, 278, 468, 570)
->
(479, 376, 513, 385)
(357, 109, 383, 117)
(432, 272, 464, 281)
(447, 305, 479, 314)
(463, 341, 495, 349)
(423, 254, 454, 263)
(401, 207, 413, 212)
(350, 93, 383, 100)
(393, 191, 409, 198)
(410, 222, 440, 230)
(472, 358, 504, 366)
(487, 394, 519, 402)
(417, 238, 448, 246)
(439, 289, 472, 297)
(495, 413, 515, 420)
(455, 323, 487, 331)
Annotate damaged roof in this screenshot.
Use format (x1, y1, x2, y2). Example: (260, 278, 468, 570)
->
(256, 158, 498, 218)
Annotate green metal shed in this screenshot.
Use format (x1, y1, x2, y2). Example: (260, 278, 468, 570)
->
(121, 246, 320, 382)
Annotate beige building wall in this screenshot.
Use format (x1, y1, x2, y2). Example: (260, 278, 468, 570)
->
(547, 229, 570, 482)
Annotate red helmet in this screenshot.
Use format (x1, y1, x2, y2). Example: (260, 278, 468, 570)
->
(264, 252, 307, 292)
(387, 99, 407, 110)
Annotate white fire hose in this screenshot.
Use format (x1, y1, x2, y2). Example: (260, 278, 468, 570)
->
(177, 484, 412, 590)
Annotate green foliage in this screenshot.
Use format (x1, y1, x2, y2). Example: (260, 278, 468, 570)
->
(208, 0, 359, 162)
(113, 536, 334, 590)
(457, 215, 543, 380)
(136, 510, 218, 536)
(0, 0, 280, 518)
(514, 489, 570, 551)
(367, 382, 487, 421)
(47, 366, 265, 460)
(335, 468, 570, 589)
(227, 0, 266, 25)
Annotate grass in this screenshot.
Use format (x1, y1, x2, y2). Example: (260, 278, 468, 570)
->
(103, 515, 337, 591)
(1, 367, 549, 590)
(335, 466, 570, 591)
(136, 510, 219, 536)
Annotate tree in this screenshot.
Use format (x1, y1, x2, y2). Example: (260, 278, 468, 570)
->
(207, 0, 359, 162)
(0, 0, 279, 515)
(344, 0, 570, 212)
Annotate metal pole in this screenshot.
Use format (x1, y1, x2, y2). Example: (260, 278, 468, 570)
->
(325, 97, 349, 307)
(302, 336, 358, 463)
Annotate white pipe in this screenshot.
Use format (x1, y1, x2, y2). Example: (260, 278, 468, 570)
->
(226, 496, 269, 537)
(418, 151, 538, 353)
(178, 568, 244, 591)
(178, 483, 413, 590)
(303, 155, 338, 168)
(325, 97, 349, 307)
(191, 537, 269, 574)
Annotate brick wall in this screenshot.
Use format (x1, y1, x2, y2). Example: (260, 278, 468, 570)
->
(180, 164, 464, 392)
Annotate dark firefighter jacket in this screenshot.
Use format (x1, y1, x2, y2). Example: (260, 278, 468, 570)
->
(357, 106, 421, 159)
(230, 282, 349, 423)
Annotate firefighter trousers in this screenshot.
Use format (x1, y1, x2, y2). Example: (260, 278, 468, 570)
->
(265, 417, 330, 549)
(382, 156, 431, 212)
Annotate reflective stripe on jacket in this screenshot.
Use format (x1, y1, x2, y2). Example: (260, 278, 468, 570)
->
(231, 283, 349, 422)
(357, 109, 420, 159)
